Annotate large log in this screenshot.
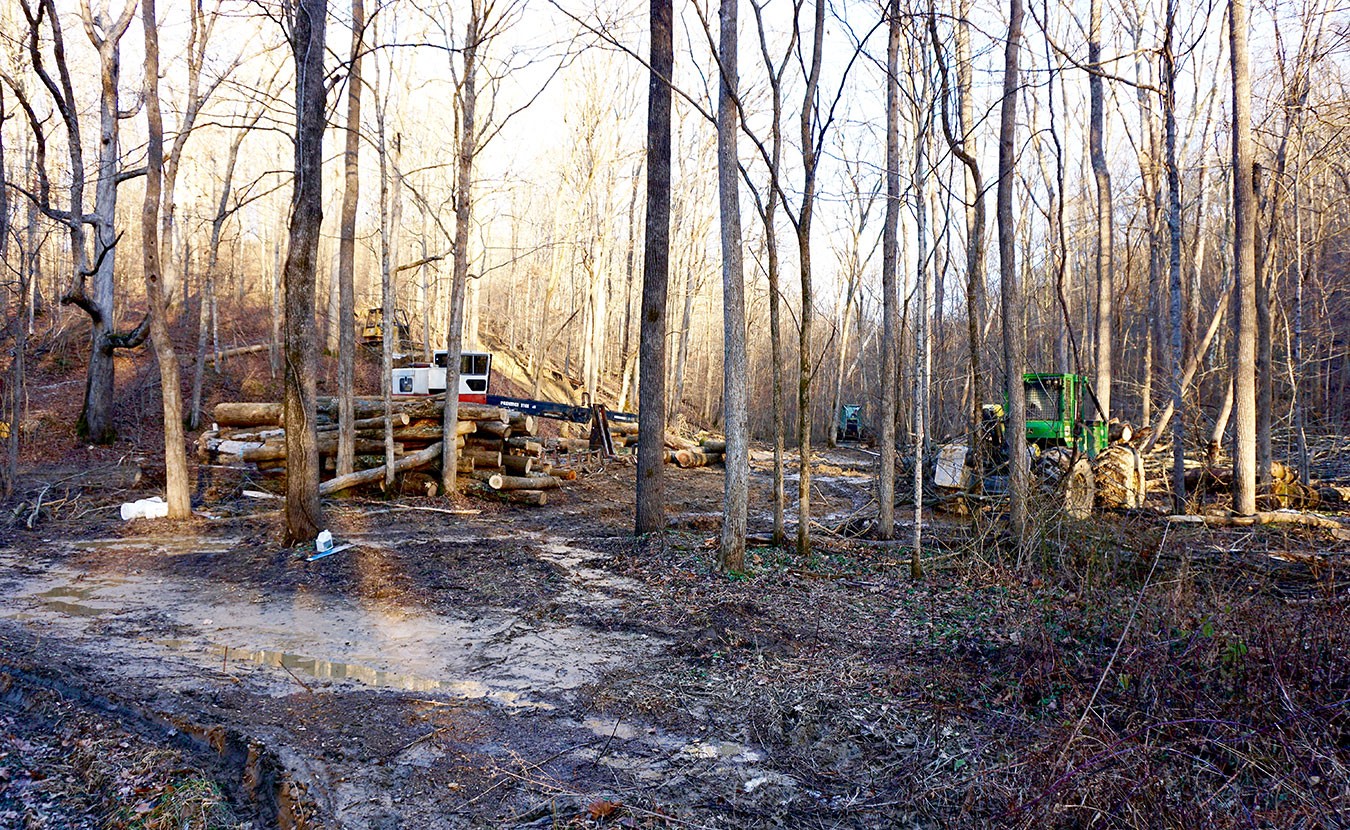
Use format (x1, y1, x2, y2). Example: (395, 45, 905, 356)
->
(699, 437, 727, 453)
(394, 421, 474, 442)
(505, 436, 543, 456)
(487, 473, 561, 491)
(317, 412, 411, 432)
(464, 449, 503, 468)
(464, 436, 506, 452)
(1166, 511, 1350, 541)
(664, 434, 698, 451)
(244, 438, 395, 462)
(503, 489, 547, 506)
(503, 454, 534, 475)
(468, 483, 548, 506)
(474, 420, 511, 438)
(316, 396, 507, 423)
(213, 402, 283, 428)
(554, 437, 591, 453)
(507, 413, 538, 435)
(609, 421, 639, 436)
(319, 441, 443, 496)
(675, 449, 722, 468)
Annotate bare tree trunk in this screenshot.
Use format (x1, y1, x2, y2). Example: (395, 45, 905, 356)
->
(378, 123, 402, 488)
(717, 0, 747, 571)
(140, 0, 191, 518)
(336, 0, 364, 478)
(441, 0, 480, 496)
(78, 1, 140, 443)
(636, 0, 673, 535)
(1229, 0, 1257, 515)
(931, 4, 987, 486)
(1089, 0, 1114, 421)
(1163, 0, 1186, 514)
(282, 0, 327, 544)
(795, 0, 826, 559)
(998, 0, 1029, 549)
(911, 49, 930, 579)
(877, 0, 900, 542)
(1292, 147, 1308, 484)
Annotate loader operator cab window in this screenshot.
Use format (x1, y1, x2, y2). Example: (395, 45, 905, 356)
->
(1025, 377, 1061, 422)
(433, 352, 491, 393)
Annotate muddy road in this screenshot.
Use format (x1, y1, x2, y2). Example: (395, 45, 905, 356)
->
(3, 450, 1346, 828)
(1, 455, 913, 828)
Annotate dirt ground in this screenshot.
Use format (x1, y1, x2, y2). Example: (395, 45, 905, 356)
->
(2, 446, 1349, 829)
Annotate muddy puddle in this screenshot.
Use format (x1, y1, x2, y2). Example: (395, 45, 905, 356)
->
(0, 540, 657, 707)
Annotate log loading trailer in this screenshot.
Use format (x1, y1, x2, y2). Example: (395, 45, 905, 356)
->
(392, 351, 637, 456)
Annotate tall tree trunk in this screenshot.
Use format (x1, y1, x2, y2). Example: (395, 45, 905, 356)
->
(795, 0, 826, 559)
(336, 0, 364, 478)
(378, 126, 402, 488)
(877, 0, 900, 541)
(932, 3, 987, 486)
(998, 0, 1029, 549)
(282, 0, 327, 544)
(1163, 1, 1186, 514)
(636, 0, 673, 535)
(1088, 0, 1114, 421)
(717, 0, 748, 571)
(78, 3, 139, 443)
(1229, 0, 1257, 515)
(911, 55, 930, 579)
(442, 0, 480, 495)
(141, 0, 191, 518)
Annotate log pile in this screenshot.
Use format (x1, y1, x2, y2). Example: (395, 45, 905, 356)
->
(666, 434, 727, 468)
(198, 397, 574, 505)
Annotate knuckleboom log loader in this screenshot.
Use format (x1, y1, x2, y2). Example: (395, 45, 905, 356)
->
(391, 351, 636, 455)
(933, 373, 1146, 518)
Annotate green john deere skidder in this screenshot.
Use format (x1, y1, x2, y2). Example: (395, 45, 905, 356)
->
(934, 373, 1145, 518)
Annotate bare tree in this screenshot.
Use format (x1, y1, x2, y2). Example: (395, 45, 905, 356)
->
(441, 0, 481, 496)
(717, 0, 748, 571)
(794, 0, 826, 558)
(139, 0, 191, 518)
(336, 0, 365, 478)
(877, 0, 901, 542)
(1088, 0, 1114, 422)
(1162, 0, 1185, 513)
(998, 0, 1029, 548)
(282, 0, 327, 544)
(636, 0, 673, 536)
(1229, 0, 1257, 515)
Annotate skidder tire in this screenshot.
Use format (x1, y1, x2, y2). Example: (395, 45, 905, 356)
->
(1063, 457, 1095, 519)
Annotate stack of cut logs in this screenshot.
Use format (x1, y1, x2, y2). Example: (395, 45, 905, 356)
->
(198, 397, 573, 505)
(664, 434, 726, 468)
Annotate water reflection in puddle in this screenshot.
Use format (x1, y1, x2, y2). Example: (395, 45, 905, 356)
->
(157, 639, 547, 707)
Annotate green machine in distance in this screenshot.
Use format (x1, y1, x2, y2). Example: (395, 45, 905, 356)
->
(836, 404, 863, 443)
(935, 372, 1145, 518)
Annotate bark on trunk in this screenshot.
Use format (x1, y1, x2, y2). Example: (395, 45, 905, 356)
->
(717, 0, 747, 571)
(336, 0, 364, 478)
(1229, 0, 1258, 515)
(998, 0, 1029, 549)
(879, 2, 900, 540)
(1089, 0, 1114, 421)
(441, 2, 480, 495)
(636, 0, 673, 535)
(282, 0, 327, 543)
